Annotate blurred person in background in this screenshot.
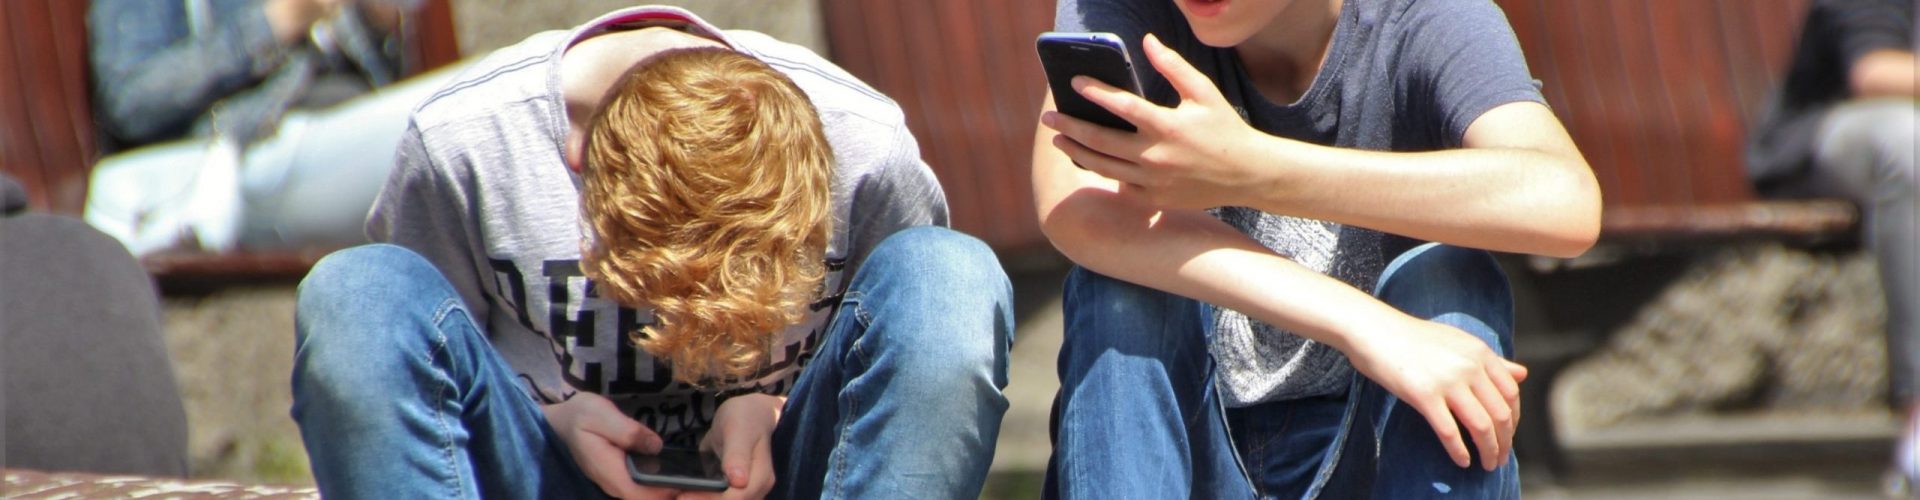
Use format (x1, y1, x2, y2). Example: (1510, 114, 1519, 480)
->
(83, 0, 459, 257)
(1746, 0, 1917, 489)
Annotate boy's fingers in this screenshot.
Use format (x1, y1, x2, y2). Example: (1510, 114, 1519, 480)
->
(716, 432, 755, 490)
(1506, 360, 1530, 383)
(1052, 134, 1149, 186)
(1143, 33, 1225, 106)
(719, 437, 776, 500)
(1073, 76, 1156, 131)
(1046, 107, 1144, 160)
(1470, 377, 1515, 469)
(1487, 361, 1521, 402)
(1446, 390, 1500, 471)
(1415, 396, 1471, 468)
(592, 414, 663, 455)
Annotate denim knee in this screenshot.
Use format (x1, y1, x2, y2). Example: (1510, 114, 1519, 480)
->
(849, 226, 1012, 393)
(294, 244, 464, 397)
(1059, 267, 1206, 358)
(1374, 243, 1514, 356)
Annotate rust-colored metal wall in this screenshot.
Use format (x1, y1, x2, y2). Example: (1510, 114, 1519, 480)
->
(821, 1, 1055, 257)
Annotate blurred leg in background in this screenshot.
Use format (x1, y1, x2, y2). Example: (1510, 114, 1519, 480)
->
(1807, 99, 1920, 481)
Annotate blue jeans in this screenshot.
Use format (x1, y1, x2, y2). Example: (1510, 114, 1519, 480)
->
(1046, 243, 1520, 499)
(291, 226, 1014, 499)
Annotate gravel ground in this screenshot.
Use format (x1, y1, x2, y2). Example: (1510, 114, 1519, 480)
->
(1556, 244, 1887, 432)
(160, 286, 308, 485)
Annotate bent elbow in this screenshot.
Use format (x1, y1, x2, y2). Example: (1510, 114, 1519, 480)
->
(1035, 189, 1137, 270)
(1542, 222, 1599, 259)
(1536, 197, 1597, 257)
(1548, 157, 1603, 258)
(1037, 197, 1097, 260)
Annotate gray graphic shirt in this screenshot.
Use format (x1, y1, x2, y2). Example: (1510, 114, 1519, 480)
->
(367, 7, 946, 445)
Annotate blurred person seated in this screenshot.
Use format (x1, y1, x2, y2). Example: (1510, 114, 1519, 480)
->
(1746, 0, 1917, 488)
(83, 0, 461, 257)
(1, 173, 189, 477)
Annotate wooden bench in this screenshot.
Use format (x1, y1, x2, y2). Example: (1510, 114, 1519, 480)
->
(1492, 0, 1864, 475)
(1498, 0, 1854, 249)
(0, 0, 463, 287)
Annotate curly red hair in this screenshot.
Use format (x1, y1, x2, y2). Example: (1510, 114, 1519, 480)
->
(579, 47, 833, 387)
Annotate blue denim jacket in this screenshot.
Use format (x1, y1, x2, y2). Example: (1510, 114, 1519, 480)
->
(88, 0, 402, 149)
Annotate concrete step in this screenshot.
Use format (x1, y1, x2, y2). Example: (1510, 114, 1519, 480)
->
(1540, 411, 1898, 499)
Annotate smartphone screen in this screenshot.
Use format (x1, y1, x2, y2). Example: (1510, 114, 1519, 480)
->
(627, 448, 728, 492)
(1036, 32, 1146, 132)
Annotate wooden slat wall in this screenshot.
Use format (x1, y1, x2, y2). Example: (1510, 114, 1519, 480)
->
(0, 0, 463, 216)
(1, 0, 97, 215)
(1496, 0, 1812, 208)
(409, 0, 463, 74)
(820, 0, 1055, 256)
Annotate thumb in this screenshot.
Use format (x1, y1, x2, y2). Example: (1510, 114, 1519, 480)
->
(715, 430, 755, 490)
(585, 404, 662, 454)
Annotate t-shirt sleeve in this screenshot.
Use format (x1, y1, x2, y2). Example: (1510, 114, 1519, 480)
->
(844, 123, 949, 278)
(1400, 0, 1547, 147)
(366, 123, 493, 325)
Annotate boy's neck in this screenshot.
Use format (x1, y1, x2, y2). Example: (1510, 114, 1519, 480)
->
(1234, 0, 1343, 105)
(560, 27, 728, 172)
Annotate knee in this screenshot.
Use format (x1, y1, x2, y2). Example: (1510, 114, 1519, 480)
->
(1864, 103, 1918, 187)
(1375, 244, 1513, 353)
(298, 244, 445, 324)
(859, 226, 1012, 321)
(1830, 101, 1918, 190)
(1058, 267, 1205, 359)
(294, 244, 451, 384)
(852, 227, 1012, 387)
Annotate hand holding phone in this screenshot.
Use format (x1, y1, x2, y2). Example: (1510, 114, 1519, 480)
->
(1036, 32, 1147, 132)
(627, 448, 728, 492)
(1037, 33, 1271, 211)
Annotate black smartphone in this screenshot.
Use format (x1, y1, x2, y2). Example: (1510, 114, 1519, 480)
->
(627, 448, 728, 492)
(1036, 32, 1147, 132)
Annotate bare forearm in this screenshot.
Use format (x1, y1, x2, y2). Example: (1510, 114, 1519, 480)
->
(1042, 189, 1403, 350)
(1233, 102, 1601, 258)
(1034, 117, 1405, 352)
(1247, 138, 1600, 257)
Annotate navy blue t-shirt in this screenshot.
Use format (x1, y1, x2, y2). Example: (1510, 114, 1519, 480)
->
(1056, 0, 1546, 404)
